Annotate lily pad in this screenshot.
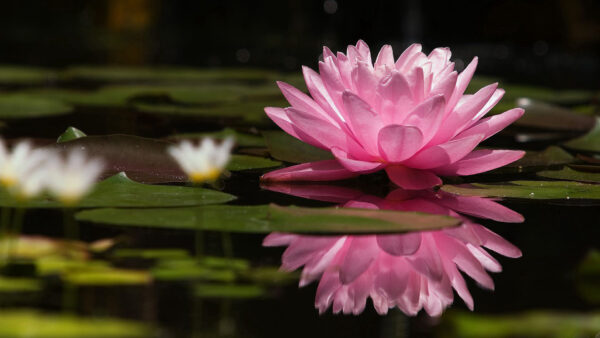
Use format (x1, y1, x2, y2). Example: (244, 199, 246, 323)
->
(442, 310, 600, 338)
(495, 146, 574, 173)
(442, 181, 600, 200)
(0, 277, 41, 293)
(538, 167, 600, 183)
(262, 131, 334, 163)
(0, 310, 154, 337)
(228, 155, 280, 171)
(0, 94, 72, 118)
(62, 267, 151, 286)
(75, 204, 460, 234)
(0, 173, 235, 208)
(564, 117, 600, 153)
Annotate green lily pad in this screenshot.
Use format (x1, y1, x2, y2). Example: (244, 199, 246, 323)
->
(63, 66, 279, 83)
(228, 155, 280, 171)
(0, 277, 41, 293)
(75, 204, 460, 234)
(194, 283, 266, 299)
(0, 173, 235, 208)
(564, 117, 600, 153)
(262, 131, 334, 163)
(0, 66, 57, 84)
(62, 267, 151, 286)
(538, 167, 600, 183)
(0, 94, 72, 118)
(111, 249, 190, 261)
(169, 128, 265, 148)
(442, 181, 600, 200)
(57, 126, 86, 143)
(0, 310, 154, 337)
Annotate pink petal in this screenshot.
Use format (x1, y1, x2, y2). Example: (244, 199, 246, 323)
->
(468, 245, 502, 272)
(377, 125, 424, 163)
(386, 166, 442, 190)
(376, 233, 422, 256)
(340, 236, 379, 284)
(406, 234, 444, 281)
(472, 224, 522, 258)
(342, 91, 382, 155)
(439, 237, 494, 289)
(377, 71, 413, 123)
(261, 160, 358, 182)
(430, 71, 457, 103)
(399, 95, 446, 143)
(458, 108, 525, 141)
(282, 236, 339, 271)
(260, 183, 363, 203)
(285, 107, 346, 149)
(318, 57, 346, 116)
(428, 47, 451, 74)
(436, 193, 524, 223)
(433, 149, 525, 176)
(404, 134, 484, 169)
(264, 107, 301, 139)
(441, 254, 474, 310)
(276, 81, 333, 123)
(322, 46, 336, 61)
(331, 147, 385, 173)
(356, 40, 372, 61)
(447, 57, 478, 112)
(262, 233, 297, 247)
(395, 43, 422, 70)
(351, 61, 378, 107)
(375, 44, 395, 69)
(302, 66, 345, 124)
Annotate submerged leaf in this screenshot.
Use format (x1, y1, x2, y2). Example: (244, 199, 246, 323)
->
(442, 181, 600, 200)
(538, 167, 600, 183)
(75, 204, 460, 234)
(262, 131, 334, 163)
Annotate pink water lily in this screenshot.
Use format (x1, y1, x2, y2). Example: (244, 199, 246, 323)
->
(263, 183, 523, 316)
(263, 41, 525, 189)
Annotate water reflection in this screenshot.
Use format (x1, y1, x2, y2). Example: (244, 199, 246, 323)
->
(262, 184, 523, 316)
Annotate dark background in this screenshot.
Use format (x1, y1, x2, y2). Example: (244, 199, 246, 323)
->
(0, 0, 598, 88)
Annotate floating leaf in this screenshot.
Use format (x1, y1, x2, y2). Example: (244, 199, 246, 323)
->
(152, 259, 236, 282)
(62, 267, 151, 286)
(514, 99, 595, 131)
(442, 310, 600, 338)
(538, 167, 600, 183)
(0, 173, 235, 208)
(112, 249, 190, 261)
(76, 204, 460, 234)
(0, 66, 57, 84)
(262, 131, 333, 163)
(169, 128, 265, 148)
(0, 94, 72, 118)
(564, 117, 600, 153)
(0, 236, 87, 260)
(194, 283, 265, 299)
(57, 126, 86, 143)
(0, 277, 41, 293)
(442, 181, 600, 200)
(228, 155, 280, 171)
(0, 310, 153, 337)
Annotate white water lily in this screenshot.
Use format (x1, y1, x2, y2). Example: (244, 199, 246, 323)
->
(45, 150, 104, 205)
(0, 140, 50, 190)
(168, 137, 234, 183)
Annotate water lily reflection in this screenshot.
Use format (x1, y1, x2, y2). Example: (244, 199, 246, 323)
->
(262, 184, 523, 316)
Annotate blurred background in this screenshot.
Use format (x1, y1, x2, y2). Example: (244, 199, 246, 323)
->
(0, 0, 598, 88)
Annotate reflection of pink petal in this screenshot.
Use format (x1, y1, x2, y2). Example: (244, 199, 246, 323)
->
(386, 165, 442, 190)
(261, 160, 358, 182)
(376, 233, 422, 256)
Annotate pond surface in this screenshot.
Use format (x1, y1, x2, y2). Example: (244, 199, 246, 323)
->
(0, 66, 598, 337)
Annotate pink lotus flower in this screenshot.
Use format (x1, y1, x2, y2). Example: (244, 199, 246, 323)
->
(263, 41, 525, 189)
(263, 184, 523, 316)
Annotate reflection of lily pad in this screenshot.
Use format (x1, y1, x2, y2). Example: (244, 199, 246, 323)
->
(442, 181, 600, 199)
(262, 131, 334, 163)
(194, 283, 265, 299)
(538, 167, 600, 183)
(0, 94, 72, 118)
(576, 250, 600, 304)
(442, 310, 600, 338)
(75, 204, 460, 234)
(0, 173, 235, 208)
(0, 310, 154, 337)
(0, 277, 41, 293)
(63, 267, 151, 286)
(564, 117, 600, 153)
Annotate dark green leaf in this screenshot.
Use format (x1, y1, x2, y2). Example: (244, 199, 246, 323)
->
(56, 126, 87, 143)
(494, 146, 574, 174)
(564, 117, 600, 153)
(442, 181, 600, 199)
(0, 66, 57, 84)
(514, 99, 594, 131)
(538, 167, 600, 183)
(194, 283, 265, 299)
(0, 94, 72, 118)
(227, 155, 280, 171)
(75, 204, 460, 234)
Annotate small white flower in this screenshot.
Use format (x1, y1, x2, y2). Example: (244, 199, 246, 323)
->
(0, 140, 50, 189)
(168, 137, 234, 183)
(46, 150, 104, 205)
